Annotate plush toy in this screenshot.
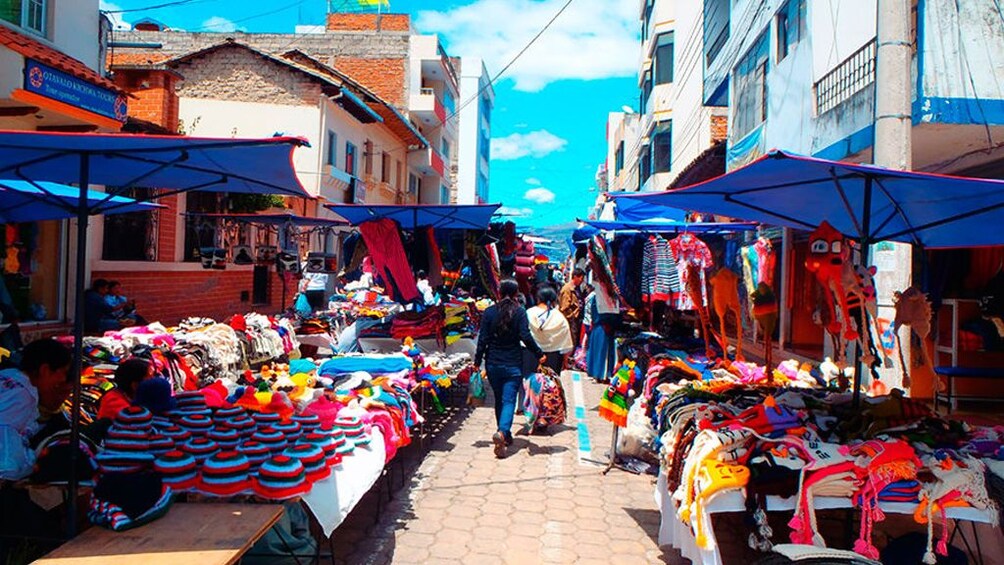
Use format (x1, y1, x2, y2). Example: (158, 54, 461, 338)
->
(684, 262, 717, 358)
(893, 287, 933, 387)
(750, 283, 779, 373)
(709, 268, 743, 361)
(805, 221, 857, 341)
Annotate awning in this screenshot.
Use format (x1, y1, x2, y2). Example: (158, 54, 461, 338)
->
(325, 203, 501, 230)
(185, 212, 346, 228)
(0, 180, 162, 223)
(581, 219, 759, 233)
(613, 196, 687, 222)
(0, 130, 310, 201)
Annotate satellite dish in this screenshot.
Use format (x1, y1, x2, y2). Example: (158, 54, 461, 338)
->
(621, 105, 635, 114)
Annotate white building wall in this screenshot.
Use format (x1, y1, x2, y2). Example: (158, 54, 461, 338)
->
(50, 0, 102, 69)
(456, 57, 492, 204)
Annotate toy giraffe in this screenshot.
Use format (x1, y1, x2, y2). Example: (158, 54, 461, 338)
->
(709, 268, 743, 361)
(685, 261, 717, 358)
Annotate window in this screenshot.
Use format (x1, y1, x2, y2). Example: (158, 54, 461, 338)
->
(640, 69, 653, 113)
(776, 0, 806, 62)
(345, 142, 357, 175)
(642, 0, 655, 42)
(326, 130, 337, 166)
(654, 32, 674, 85)
(395, 160, 403, 189)
(103, 187, 157, 261)
(440, 184, 450, 205)
(733, 32, 769, 141)
(651, 121, 672, 174)
(441, 137, 450, 160)
(0, 219, 63, 322)
(363, 140, 373, 176)
(1, 0, 46, 36)
(638, 145, 652, 189)
(614, 141, 625, 175)
(408, 173, 421, 197)
(183, 192, 222, 262)
(381, 152, 391, 183)
(703, 0, 730, 66)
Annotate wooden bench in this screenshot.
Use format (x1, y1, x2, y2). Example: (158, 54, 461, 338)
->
(34, 503, 283, 565)
(934, 366, 1004, 414)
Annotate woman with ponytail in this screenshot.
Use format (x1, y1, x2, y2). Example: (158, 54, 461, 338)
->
(474, 279, 545, 458)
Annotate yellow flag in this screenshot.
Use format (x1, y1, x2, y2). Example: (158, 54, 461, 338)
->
(357, 0, 390, 7)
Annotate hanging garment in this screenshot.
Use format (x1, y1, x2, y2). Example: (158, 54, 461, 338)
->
(753, 237, 776, 287)
(642, 235, 681, 304)
(425, 227, 444, 287)
(613, 235, 645, 309)
(358, 219, 419, 303)
(669, 233, 713, 311)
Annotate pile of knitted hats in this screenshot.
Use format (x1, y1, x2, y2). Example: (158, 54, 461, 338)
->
(96, 393, 372, 503)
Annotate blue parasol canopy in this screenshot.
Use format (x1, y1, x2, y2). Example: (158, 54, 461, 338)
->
(615, 150, 1004, 249)
(613, 196, 687, 222)
(184, 211, 346, 228)
(0, 180, 162, 223)
(326, 203, 501, 230)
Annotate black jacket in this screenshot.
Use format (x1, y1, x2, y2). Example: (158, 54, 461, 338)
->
(475, 303, 543, 369)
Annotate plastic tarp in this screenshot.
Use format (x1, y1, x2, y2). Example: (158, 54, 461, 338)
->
(0, 130, 310, 201)
(325, 203, 501, 230)
(0, 180, 162, 223)
(616, 149, 1004, 248)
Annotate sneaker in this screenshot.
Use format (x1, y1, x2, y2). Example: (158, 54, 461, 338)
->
(504, 432, 513, 446)
(492, 432, 507, 458)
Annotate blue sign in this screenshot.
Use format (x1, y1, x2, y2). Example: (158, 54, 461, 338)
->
(24, 59, 127, 123)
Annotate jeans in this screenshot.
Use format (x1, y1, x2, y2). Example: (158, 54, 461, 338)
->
(486, 364, 522, 439)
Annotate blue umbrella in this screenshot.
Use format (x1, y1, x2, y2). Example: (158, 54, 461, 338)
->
(0, 180, 162, 223)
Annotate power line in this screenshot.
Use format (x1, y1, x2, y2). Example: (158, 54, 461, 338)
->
(193, 0, 308, 31)
(102, 0, 210, 13)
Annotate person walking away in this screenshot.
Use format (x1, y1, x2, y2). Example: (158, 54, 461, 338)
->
(416, 270, 437, 306)
(474, 279, 545, 458)
(526, 287, 574, 373)
(299, 269, 329, 312)
(559, 268, 586, 349)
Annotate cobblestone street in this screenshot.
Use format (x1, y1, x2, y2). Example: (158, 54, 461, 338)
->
(329, 371, 674, 564)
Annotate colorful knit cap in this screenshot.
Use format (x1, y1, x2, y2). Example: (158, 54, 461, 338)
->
(227, 416, 257, 438)
(114, 406, 154, 431)
(334, 415, 365, 439)
(153, 450, 198, 490)
(284, 443, 329, 483)
(148, 433, 175, 456)
(291, 414, 321, 434)
(253, 454, 309, 500)
(327, 426, 353, 457)
(299, 432, 338, 465)
(238, 440, 272, 469)
(180, 437, 219, 463)
(213, 406, 246, 421)
(197, 451, 253, 497)
(104, 426, 150, 453)
(271, 420, 303, 443)
(178, 414, 214, 437)
(151, 415, 172, 429)
(251, 412, 281, 426)
(157, 425, 191, 443)
(251, 427, 288, 454)
(175, 391, 207, 410)
(208, 427, 241, 451)
(95, 449, 155, 474)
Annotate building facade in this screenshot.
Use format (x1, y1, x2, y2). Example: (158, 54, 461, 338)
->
(456, 57, 493, 204)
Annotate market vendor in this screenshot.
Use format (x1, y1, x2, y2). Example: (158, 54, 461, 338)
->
(0, 338, 72, 480)
(97, 357, 154, 422)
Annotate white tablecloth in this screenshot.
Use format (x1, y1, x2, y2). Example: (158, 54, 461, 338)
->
(302, 429, 386, 537)
(655, 470, 994, 565)
(357, 337, 476, 356)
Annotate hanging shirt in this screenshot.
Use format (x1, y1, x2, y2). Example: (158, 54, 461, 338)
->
(669, 233, 714, 311)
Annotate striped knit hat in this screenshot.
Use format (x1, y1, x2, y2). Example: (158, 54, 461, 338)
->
(251, 412, 281, 427)
(213, 406, 246, 421)
(178, 414, 214, 437)
(180, 437, 220, 464)
(299, 432, 338, 466)
(148, 433, 175, 456)
(284, 444, 329, 483)
(175, 391, 207, 411)
(208, 427, 240, 451)
(228, 416, 257, 439)
(197, 451, 253, 497)
(250, 427, 287, 455)
(291, 414, 321, 434)
(104, 426, 150, 453)
(114, 406, 154, 431)
(95, 450, 155, 474)
(325, 425, 353, 458)
(272, 421, 303, 443)
(238, 440, 271, 469)
(253, 455, 309, 500)
(154, 450, 198, 491)
(333, 415, 365, 440)
(157, 425, 192, 444)
(151, 415, 172, 429)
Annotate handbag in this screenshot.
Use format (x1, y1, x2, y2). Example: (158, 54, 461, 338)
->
(232, 245, 254, 265)
(467, 370, 486, 407)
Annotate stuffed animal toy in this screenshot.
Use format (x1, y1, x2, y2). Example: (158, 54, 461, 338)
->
(750, 283, 779, 373)
(893, 287, 933, 387)
(709, 268, 743, 361)
(684, 262, 717, 358)
(805, 221, 857, 341)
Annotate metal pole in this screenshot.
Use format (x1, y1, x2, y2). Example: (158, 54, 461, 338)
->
(853, 178, 874, 409)
(67, 154, 90, 537)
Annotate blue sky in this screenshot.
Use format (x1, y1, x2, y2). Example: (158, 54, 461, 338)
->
(101, 0, 639, 229)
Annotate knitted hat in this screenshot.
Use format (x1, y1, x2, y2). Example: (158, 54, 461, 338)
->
(153, 450, 198, 491)
(323, 425, 353, 457)
(197, 451, 253, 497)
(151, 415, 172, 429)
(95, 450, 155, 474)
(157, 425, 191, 444)
(227, 416, 257, 439)
(250, 427, 287, 455)
(271, 421, 303, 443)
(180, 437, 219, 463)
(284, 443, 329, 483)
(175, 391, 207, 410)
(178, 414, 214, 437)
(104, 426, 150, 453)
(208, 427, 240, 451)
(114, 406, 154, 431)
(238, 440, 271, 469)
(175, 407, 212, 419)
(148, 433, 175, 456)
(253, 455, 309, 500)
(134, 377, 176, 415)
(213, 406, 246, 421)
(251, 412, 281, 426)
(302, 396, 341, 427)
(299, 432, 338, 466)
(291, 414, 321, 434)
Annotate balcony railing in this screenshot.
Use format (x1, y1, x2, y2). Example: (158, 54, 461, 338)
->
(814, 38, 876, 115)
(420, 87, 435, 96)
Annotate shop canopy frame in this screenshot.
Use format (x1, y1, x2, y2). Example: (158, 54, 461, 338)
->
(572, 219, 759, 243)
(325, 203, 502, 231)
(184, 211, 348, 241)
(615, 149, 1004, 407)
(0, 129, 310, 537)
(0, 179, 164, 223)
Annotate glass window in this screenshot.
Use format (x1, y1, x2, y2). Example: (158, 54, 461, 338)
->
(363, 140, 373, 176)
(441, 137, 450, 160)
(614, 141, 625, 175)
(652, 121, 672, 174)
(776, 0, 806, 62)
(183, 192, 222, 262)
(345, 142, 357, 176)
(0, 219, 63, 322)
(638, 145, 652, 189)
(733, 32, 770, 141)
(655, 32, 674, 85)
(704, 0, 730, 66)
(381, 152, 391, 183)
(395, 159, 403, 189)
(326, 130, 337, 166)
(641, 69, 653, 113)
(408, 173, 421, 196)
(1, 0, 46, 36)
(103, 187, 156, 261)
(440, 184, 450, 205)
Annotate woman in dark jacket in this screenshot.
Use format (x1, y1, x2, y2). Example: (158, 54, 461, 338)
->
(475, 279, 545, 458)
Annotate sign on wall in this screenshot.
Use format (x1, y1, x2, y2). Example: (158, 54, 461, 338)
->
(24, 59, 127, 123)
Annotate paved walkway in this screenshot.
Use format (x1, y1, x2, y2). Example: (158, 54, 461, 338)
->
(329, 370, 674, 564)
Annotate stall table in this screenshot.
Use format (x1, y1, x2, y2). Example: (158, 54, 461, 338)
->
(357, 336, 476, 356)
(302, 429, 387, 537)
(34, 503, 283, 565)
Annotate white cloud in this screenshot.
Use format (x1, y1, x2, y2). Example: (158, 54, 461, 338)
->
(416, 0, 638, 91)
(525, 177, 542, 186)
(491, 130, 567, 161)
(100, 1, 131, 30)
(497, 206, 535, 217)
(201, 16, 243, 32)
(524, 187, 556, 204)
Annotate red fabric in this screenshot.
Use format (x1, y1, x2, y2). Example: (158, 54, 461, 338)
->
(97, 389, 131, 421)
(358, 219, 419, 302)
(425, 227, 444, 287)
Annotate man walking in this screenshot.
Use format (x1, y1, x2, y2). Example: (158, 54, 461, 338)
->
(559, 268, 586, 348)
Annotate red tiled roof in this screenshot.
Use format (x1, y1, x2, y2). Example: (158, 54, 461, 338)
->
(0, 25, 124, 93)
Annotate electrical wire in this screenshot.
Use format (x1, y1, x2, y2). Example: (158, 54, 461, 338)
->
(102, 0, 212, 13)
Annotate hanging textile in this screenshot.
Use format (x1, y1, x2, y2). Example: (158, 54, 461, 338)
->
(642, 235, 681, 304)
(588, 236, 620, 302)
(613, 235, 646, 309)
(514, 238, 535, 297)
(358, 219, 419, 303)
(668, 233, 713, 311)
(424, 227, 444, 287)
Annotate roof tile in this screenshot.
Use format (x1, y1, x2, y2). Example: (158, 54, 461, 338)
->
(0, 25, 124, 93)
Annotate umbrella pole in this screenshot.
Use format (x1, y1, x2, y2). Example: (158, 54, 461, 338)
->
(67, 155, 91, 538)
(852, 178, 874, 409)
